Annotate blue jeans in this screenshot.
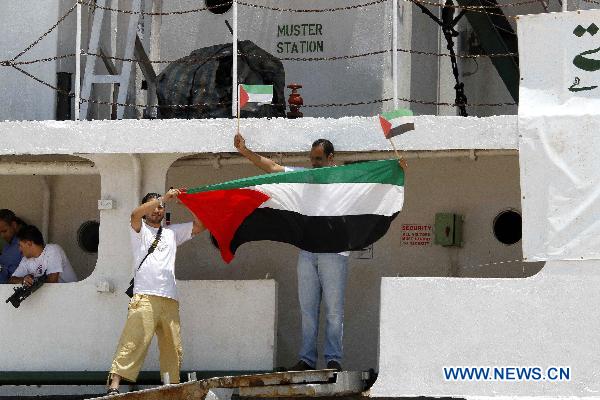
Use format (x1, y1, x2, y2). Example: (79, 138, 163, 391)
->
(297, 250, 348, 367)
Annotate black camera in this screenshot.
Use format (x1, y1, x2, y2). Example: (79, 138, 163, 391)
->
(6, 274, 47, 308)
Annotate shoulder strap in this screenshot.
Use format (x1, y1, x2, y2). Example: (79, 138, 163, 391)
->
(135, 226, 163, 273)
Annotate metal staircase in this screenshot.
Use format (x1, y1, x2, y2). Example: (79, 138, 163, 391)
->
(80, 0, 157, 119)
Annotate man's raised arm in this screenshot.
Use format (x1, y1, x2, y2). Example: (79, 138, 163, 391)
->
(130, 189, 179, 233)
(234, 133, 285, 173)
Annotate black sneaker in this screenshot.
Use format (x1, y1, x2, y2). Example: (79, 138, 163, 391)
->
(106, 388, 120, 396)
(326, 360, 342, 371)
(287, 360, 316, 371)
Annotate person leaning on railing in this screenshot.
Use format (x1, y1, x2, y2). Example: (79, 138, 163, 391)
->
(8, 224, 77, 285)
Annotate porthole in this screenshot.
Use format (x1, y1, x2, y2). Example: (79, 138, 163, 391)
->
(205, 0, 233, 14)
(493, 209, 521, 245)
(77, 220, 100, 253)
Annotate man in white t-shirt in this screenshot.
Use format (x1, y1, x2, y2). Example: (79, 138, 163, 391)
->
(106, 189, 205, 395)
(9, 224, 77, 285)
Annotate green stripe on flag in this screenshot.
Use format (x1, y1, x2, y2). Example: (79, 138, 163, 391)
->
(240, 84, 273, 95)
(381, 108, 413, 121)
(187, 159, 404, 194)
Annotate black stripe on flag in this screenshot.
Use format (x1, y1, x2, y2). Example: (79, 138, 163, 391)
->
(230, 208, 399, 255)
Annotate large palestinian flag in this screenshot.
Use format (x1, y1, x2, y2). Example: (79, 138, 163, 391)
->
(178, 159, 404, 263)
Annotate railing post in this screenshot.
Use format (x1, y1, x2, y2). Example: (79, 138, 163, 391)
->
(232, 0, 238, 116)
(74, 1, 81, 120)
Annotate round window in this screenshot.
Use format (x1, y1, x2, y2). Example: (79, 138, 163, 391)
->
(493, 210, 522, 245)
(77, 220, 100, 253)
(205, 0, 233, 14)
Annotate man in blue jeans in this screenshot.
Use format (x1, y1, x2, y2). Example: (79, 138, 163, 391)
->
(234, 133, 347, 371)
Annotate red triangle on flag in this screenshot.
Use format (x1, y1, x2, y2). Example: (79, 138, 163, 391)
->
(179, 189, 269, 263)
(379, 115, 392, 138)
(239, 85, 249, 110)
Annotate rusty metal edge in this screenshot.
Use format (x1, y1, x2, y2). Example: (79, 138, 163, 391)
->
(85, 370, 339, 400)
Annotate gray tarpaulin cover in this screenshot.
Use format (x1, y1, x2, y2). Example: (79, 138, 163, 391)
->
(157, 40, 285, 119)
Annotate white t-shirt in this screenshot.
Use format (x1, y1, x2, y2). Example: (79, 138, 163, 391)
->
(284, 166, 350, 257)
(12, 244, 77, 283)
(130, 221, 193, 300)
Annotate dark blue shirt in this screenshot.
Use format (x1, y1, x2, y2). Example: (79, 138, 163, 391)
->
(0, 237, 22, 283)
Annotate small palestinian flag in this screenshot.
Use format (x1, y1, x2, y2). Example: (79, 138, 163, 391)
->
(179, 159, 404, 263)
(379, 108, 415, 139)
(239, 84, 274, 109)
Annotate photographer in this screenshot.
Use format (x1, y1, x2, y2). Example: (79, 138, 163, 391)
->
(9, 225, 76, 285)
(106, 189, 205, 395)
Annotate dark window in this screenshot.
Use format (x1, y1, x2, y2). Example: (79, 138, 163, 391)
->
(77, 220, 100, 253)
(493, 210, 521, 245)
(206, 0, 232, 14)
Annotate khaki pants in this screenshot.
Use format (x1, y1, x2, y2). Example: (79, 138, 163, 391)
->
(109, 294, 183, 383)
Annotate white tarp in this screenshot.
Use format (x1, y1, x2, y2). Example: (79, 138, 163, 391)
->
(519, 10, 600, 260)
